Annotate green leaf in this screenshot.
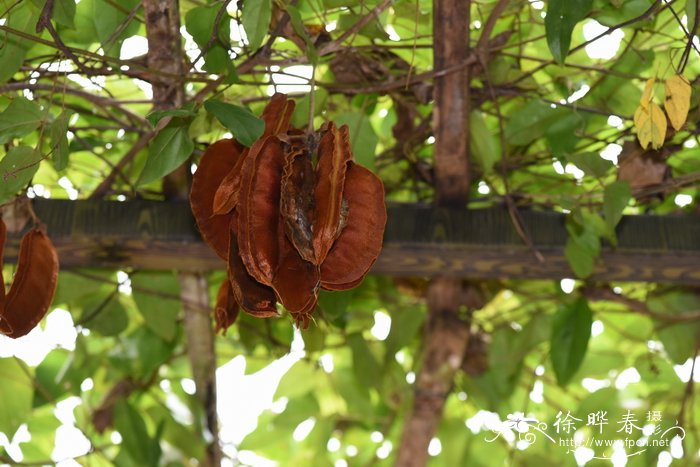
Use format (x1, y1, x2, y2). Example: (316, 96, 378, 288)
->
(334, 367, 374, 418)
(0, 97, 45, 144)
(138, 120, 194, 186)
(384, 305, 425, 357)
(131, 271, 181, 342)
(114, 400, 161, 466)
(50, 111, 72, 171)
(79, 293, 129, 337)
(291, 88, 328, 128)
(545, 111, 585, 156)
(564, 234, 596, 278)
(33, 350, 75, 407)
(185, 5, 231, 46)
(146, 109, 196, 128)
(242, 0, 272, 50)
(333, 111, 378, 170)
(337, 13, 389, 40)
(0, 358, 34, 437)
(469, 111, 499, 174)
(649, 290, 700, 363)
(688, 0, 698, 32)
(302, 323, 326, 353)
(584, 49, 655, 115)
(318, 288, 354, 328)
(0, 2, 39, 84)
(486, 313, 550, 401)
(0, 146, 42, 204)
(545, 0, 593, 63)
(347, 333, 382, 389)
(110, 327, 174, 378)
(21, 406, 62, 462)
(603, 180, 631, 238)
(146, 405, 205, 460)
(184, 4, 234, 74)
(204, 100, 264, 147)
(567, 152, 613, 178)
(287, 5, 318, 63)
(202, 45, 237, 76)
(275, 360, 318, 399)
(594, 0, 655, 29)
(564, 216, 601, 278)
(53, 0, 77, 28)
(656, 321, 700, 364)
(550, 297, 593, 385)
(91, 0, 141, 56)
(504, 100, 561, 146)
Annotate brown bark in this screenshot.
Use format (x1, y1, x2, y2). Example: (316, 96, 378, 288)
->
(432, 0, 471, 208)
(395, 0, 472, 465)
(395, 280, 470, 466)
(180, 273, 221, 466)
(143, 1, 221, 465)
(143, 0, 190, 199)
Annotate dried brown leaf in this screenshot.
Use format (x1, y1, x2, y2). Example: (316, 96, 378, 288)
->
(618, 140, 669, 189)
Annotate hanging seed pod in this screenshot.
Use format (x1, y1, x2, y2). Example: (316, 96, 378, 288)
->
(272, 212, 319, 321)
(320, 163, 387, 290)
(237, 137, 286, 286)
(0, 220, 60, 338)
(190, 139, 244, 259)
(227, 226, 279, 317)
(313, 123, 352, 265)
(212, 94, 296, 216)
(191, 93, 387, 329)
(214, 278, 240, 335)
(280, 138, 316, 263)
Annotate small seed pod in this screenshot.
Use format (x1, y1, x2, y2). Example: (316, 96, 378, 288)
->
(0, 220, 59, 338)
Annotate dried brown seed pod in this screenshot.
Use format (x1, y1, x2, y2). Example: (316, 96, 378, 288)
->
(313, 123, 352, 265)
(272, 215, 319, 320)
(0, 220, 59, 338)
(212, 94, 296, 216)
(320, 163, 387, 290)
(227, 226, 278, 317)
(237, 137, 286, 286)
(214, 278, 240, 335)
(280, 139, 316, 263)
(190, 139, 244, 259)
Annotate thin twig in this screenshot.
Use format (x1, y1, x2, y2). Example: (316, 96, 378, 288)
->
(88, 130, 155, 199)
(35, 0, 92, 75)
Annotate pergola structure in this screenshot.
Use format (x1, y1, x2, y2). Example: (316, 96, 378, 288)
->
(4, 199, 699, 285)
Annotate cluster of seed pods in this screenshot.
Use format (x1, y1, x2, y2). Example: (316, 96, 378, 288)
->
(190, 94, 387, 329)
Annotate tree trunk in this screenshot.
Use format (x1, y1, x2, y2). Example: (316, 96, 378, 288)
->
(432, 0, 471, 208)
(395, 0, 472, 465)
(142, 1, 222, 465)
(395, 279, 470, 466)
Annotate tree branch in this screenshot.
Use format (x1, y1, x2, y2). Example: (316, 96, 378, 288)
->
(396, 0, 473, 465)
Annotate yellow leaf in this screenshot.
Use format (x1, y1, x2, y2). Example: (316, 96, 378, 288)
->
(664, 74, 691, 130)
(634, 102, 667, 150)
(640, 78, 655, 109)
